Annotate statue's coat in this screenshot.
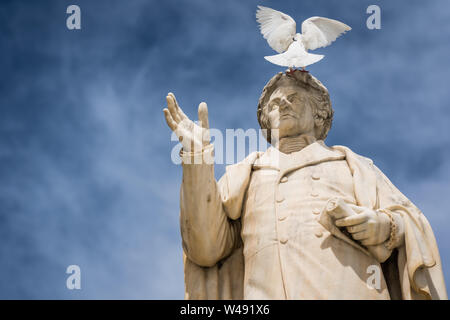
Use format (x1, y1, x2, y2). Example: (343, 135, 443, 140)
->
(181, 141, 447, 300)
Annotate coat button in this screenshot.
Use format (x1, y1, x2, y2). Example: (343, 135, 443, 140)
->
(276, 194, 285, 202)
(313, 208, 321, 215)
(312, 173, 320, 180)
(278, 210, 292, 221)
(280, 176, 288, 183)
(280, 236, 288, 244)
(315, 229, 323, 237)
(311, 191, 319, 197)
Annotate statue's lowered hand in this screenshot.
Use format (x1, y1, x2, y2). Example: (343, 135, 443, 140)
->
(332, 201, 391, 246)
(163, 92, 211, 153)
(320, 198, 393, 262)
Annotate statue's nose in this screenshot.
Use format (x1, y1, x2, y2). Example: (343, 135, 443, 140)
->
(279, 98, 291, 110)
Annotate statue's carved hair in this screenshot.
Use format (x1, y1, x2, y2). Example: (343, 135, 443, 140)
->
(257, 71, 334, 144)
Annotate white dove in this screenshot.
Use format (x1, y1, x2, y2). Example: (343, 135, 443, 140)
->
(256, 5, 351, 72)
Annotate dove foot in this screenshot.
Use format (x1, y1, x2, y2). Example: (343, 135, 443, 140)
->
(286, 68, 298, 76)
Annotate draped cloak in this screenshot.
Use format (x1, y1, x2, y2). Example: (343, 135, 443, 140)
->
(181, 142, 447, 300)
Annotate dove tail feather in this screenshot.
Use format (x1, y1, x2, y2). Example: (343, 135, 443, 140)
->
(264, 53, 324, 68)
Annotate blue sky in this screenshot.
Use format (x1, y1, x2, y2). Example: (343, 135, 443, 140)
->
(0, 0, 449, 299)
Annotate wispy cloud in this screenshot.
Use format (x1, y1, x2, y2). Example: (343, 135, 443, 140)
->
(0, 0, 449, 298)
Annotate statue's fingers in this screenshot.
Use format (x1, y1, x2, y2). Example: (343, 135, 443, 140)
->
(346, 223, 367, 234)
(163, 108, 178, 132)
(327, 210, 347, 220)
(166, 95, 181, 123)
(361, 239, 376, 246)
(168, 92, 187, 120)
(335, 213, 368, 227)
(347, 204, 365, 213)
(352, 230, 369, 241)
(198, 102, 210, 129)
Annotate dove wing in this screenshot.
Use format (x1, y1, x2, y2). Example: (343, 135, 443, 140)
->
(301, 17, 351, 51)
(256, 6, 296, 53)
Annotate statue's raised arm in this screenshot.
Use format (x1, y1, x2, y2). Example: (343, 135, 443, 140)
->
(163, 93, 239, 268)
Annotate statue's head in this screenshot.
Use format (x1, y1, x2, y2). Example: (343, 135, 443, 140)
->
(257, 72, 333, 144)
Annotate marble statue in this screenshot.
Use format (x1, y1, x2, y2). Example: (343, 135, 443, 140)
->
(163, 70, 447, 300)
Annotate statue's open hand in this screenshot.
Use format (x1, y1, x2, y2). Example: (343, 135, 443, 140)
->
(335, 206, 391, 246)
(163, 92, 211, 153)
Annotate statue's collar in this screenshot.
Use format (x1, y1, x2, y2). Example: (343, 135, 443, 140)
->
(276, 134, 317, 154)
(254, 140, 345, 174)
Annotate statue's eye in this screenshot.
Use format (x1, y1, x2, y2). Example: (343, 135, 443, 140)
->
(268, 102, 278, 111)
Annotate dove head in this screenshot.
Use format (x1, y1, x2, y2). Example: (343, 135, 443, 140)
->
(293, 33, 302, 42)
(257, 72, 333, 144)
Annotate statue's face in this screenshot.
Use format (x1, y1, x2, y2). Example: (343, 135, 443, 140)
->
(266, 85, 315, 139)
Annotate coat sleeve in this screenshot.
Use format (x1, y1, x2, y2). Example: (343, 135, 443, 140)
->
(180, 144, 240, 267)
(373, 165, 448, 300)
(181, 147, 260, 299)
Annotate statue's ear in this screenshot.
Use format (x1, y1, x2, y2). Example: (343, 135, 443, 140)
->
(314, 116, 324, 129)
(314, 116, 324, 139)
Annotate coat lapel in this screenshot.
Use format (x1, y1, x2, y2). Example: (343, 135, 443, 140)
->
(254, 140, 345, 180)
